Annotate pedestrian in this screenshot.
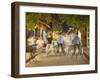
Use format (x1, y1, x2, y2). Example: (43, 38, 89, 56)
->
(72, 32, 81, 55)
(46, 32, 53, 56)
(57, 33, 65, 55)
(34, 24, 40, 40)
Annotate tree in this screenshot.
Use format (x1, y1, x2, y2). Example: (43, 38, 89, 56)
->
(26, 13, 89, 32)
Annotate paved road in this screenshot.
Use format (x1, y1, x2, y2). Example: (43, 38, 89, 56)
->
(26, 34, 89, 67)
(26, 51, 89, 67)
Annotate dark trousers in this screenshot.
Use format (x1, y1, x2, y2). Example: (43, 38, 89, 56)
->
(57, 44, 65, 53)
(73, 44, 81, 55)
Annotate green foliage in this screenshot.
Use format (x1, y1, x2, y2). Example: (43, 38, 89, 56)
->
(26, 13, 89, 31)
(26, 13, 39, 31)
(59, 14, 89, 29)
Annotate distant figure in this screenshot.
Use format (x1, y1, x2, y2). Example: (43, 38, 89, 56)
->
(46, 32, 53, 56)
(34, 24, 40, 40)
(43, 29, 48, 47)
(72, 32, 81, 55)
(57, 33, 65, 54)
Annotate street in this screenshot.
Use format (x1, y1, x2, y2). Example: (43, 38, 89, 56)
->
(26, 33, 89, 67)
(26, 50, 89, 67)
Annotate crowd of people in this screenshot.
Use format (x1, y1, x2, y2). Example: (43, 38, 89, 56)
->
(27, 23, 82, 56)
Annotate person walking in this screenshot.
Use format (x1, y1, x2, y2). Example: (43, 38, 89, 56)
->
(57, 33, 65, 55)
(34, 24, 40, 40)
(72, 32, 81, 55)
(46, 32, 53, 56)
